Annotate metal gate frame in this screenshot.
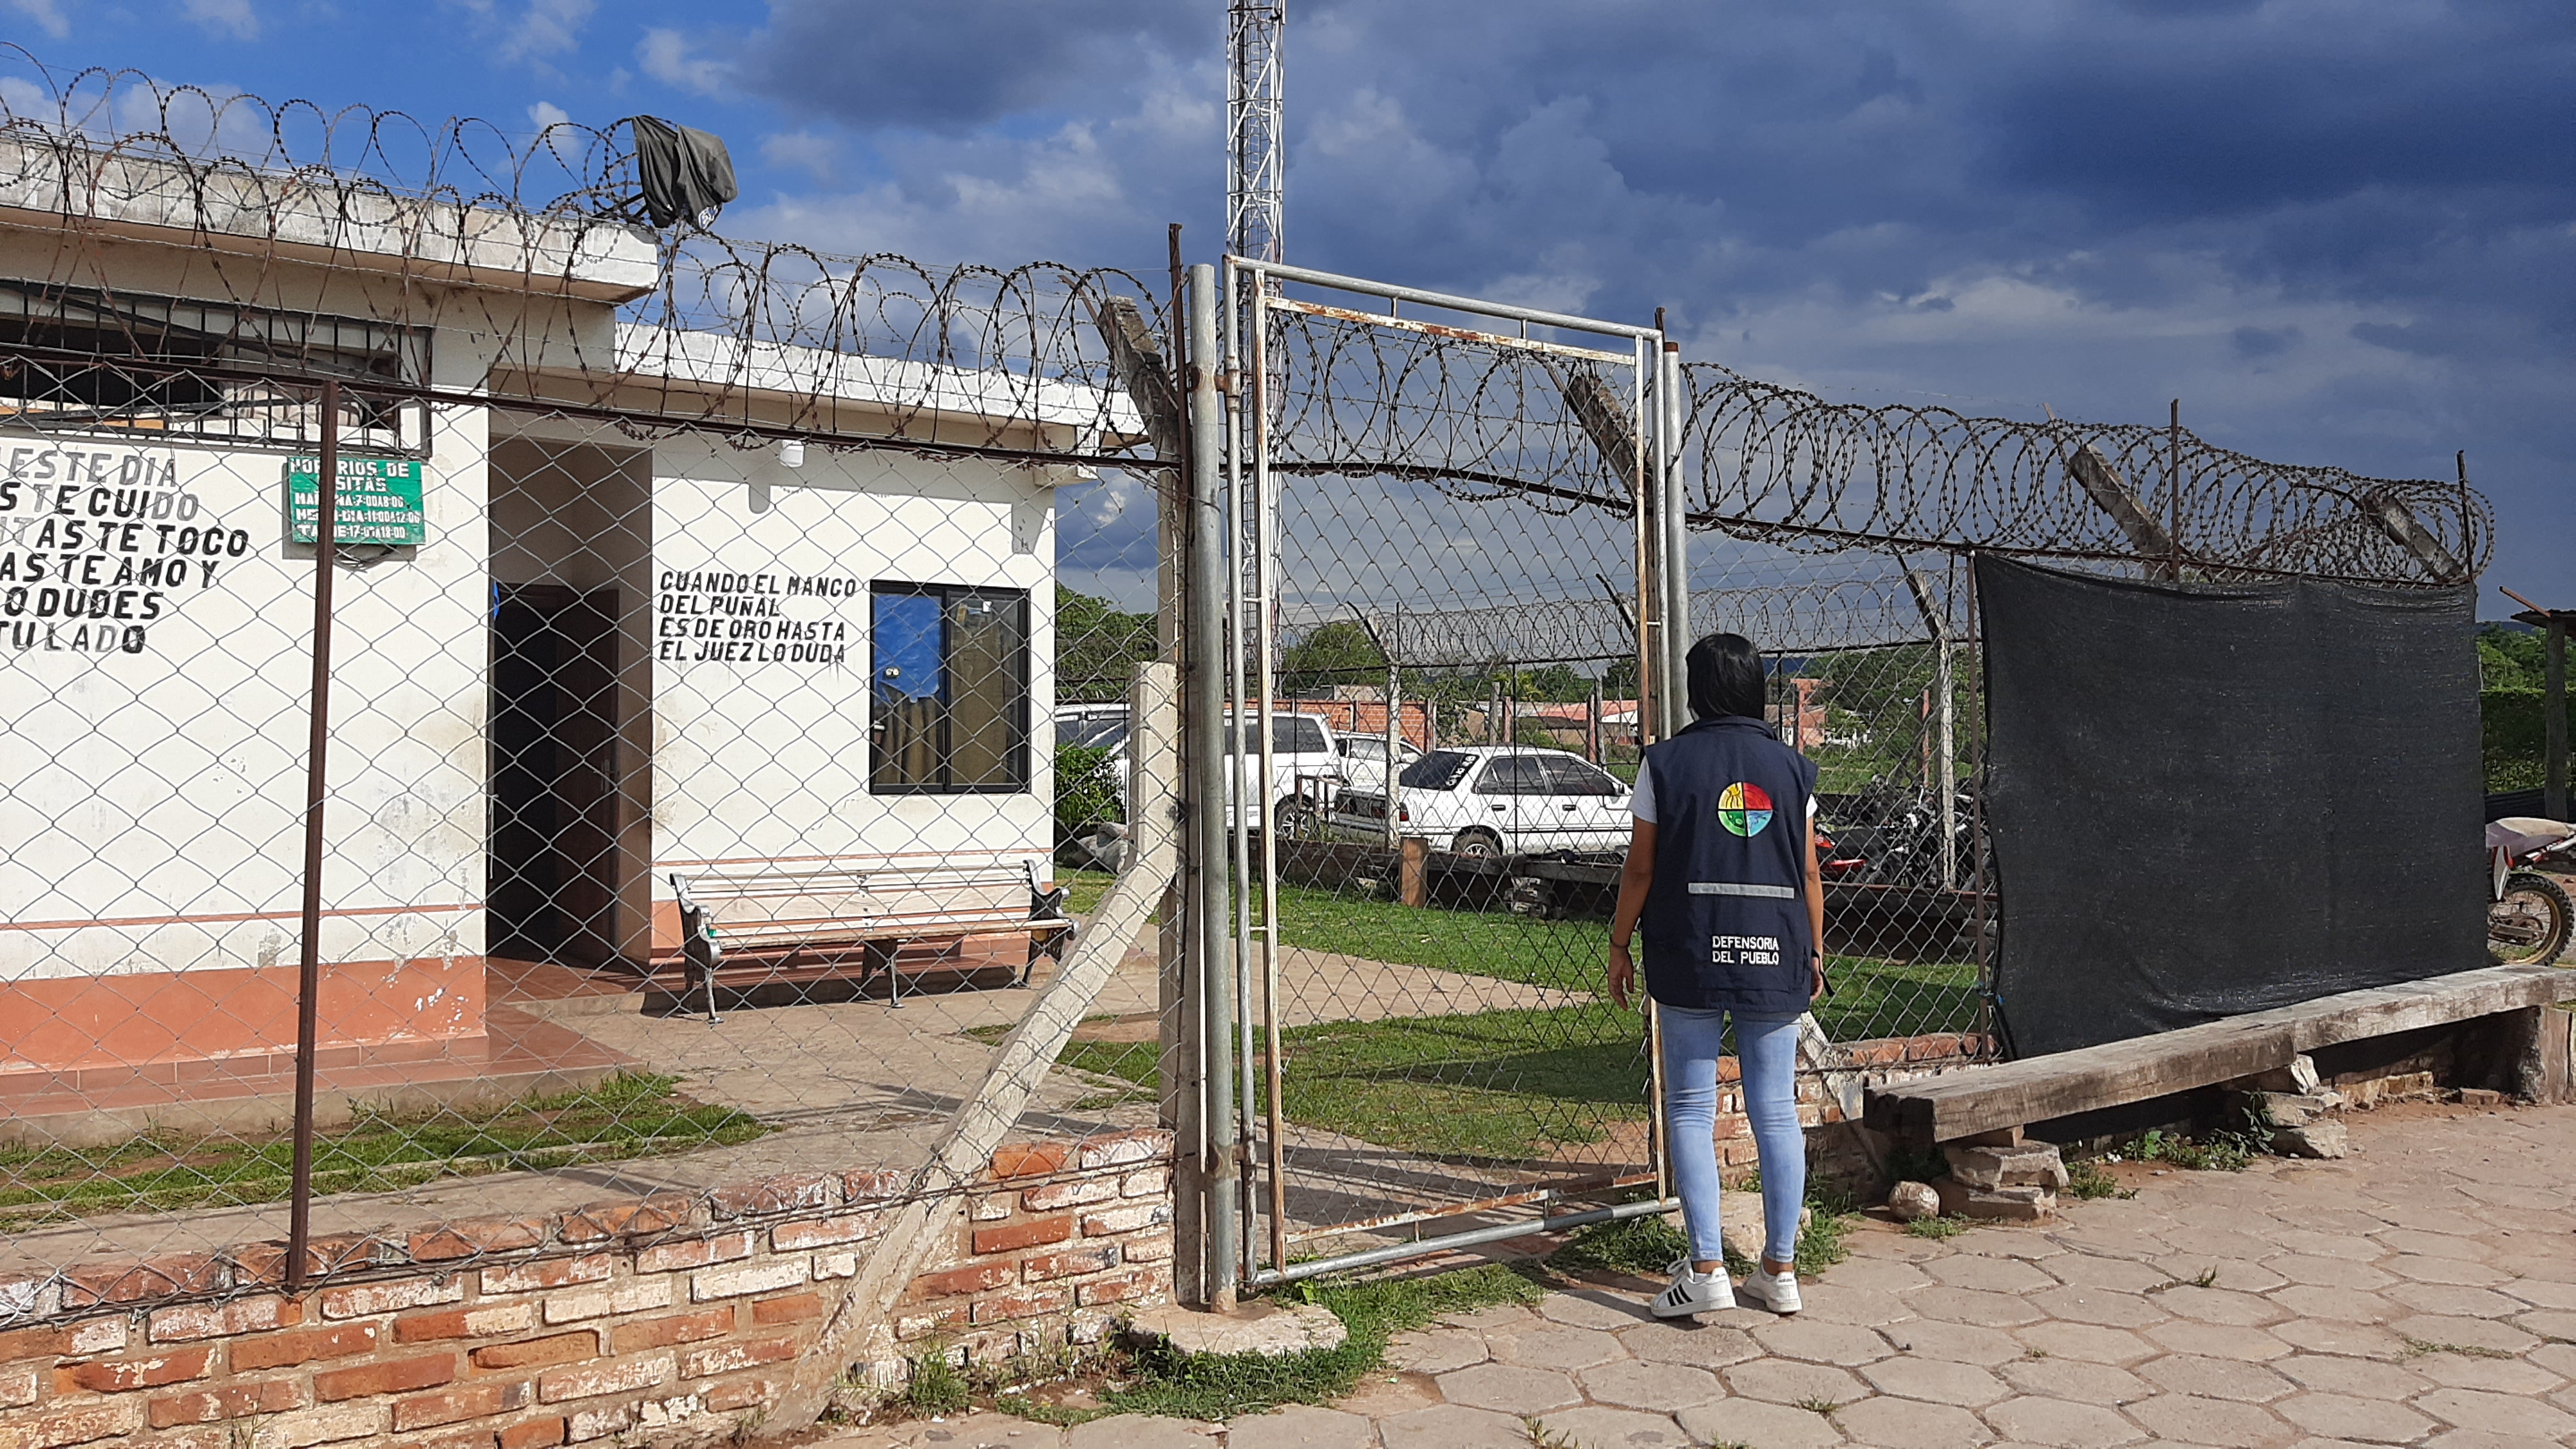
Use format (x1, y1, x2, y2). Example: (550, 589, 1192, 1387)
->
(1215, 256, 1687, 1286)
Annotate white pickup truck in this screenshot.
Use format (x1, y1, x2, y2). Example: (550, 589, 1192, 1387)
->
(1054, 704, 1347, 833)
(1229, 711, 1347, 833)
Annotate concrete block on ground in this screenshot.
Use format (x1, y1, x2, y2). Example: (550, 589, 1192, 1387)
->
(1944, 1141, 2068, 1191)
(1934, 1177, 2056, 1222)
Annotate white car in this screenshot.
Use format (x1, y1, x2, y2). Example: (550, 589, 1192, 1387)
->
(1055, 703, 1346, 833)
(1329, 746, 1632, 858)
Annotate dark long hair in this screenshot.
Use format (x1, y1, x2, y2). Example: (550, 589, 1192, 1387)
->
(1685, 632, 1767, 721)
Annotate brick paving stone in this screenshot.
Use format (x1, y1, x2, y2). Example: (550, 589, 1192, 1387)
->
(2265, 1286, 2400, 1324)
(1880, 1320, 2024, 1366)
(1795, 1283, 1917, 1327)
(2154, 1285, 2293, 1327)
(2418, 1430, 2566, 1449)
(1490, 1323, 1624, 1370)
(1431, 1362, 1580, 1416)
(2267, 1231, 2383, 1261)
(2271, 1354, 2430, 1400)
(1910, 1288, 2047, 1329)
(1530, 1406, 1695, 1449)
(2041, 1256, 2175, 1295)
(2266, 1256, 2397, 1291)
(2268, 1319, 2410, 1359)
(1925, 1256, 2057, 1294)
(1674, 1397, 1846, 1448)
(1821, 1258, 1935, 1294)
(1575, 1359, 1725, 1413)
(1749, 1319, 1893, 1367)
(2153, 1255, 2290, 1294)
(1615, 1320, 1761, 1368)
(1065, 1416, 1218, 1449)
(2384, 1256, 2514, 1287)
(1998, 1358, 2152, 1406)
(1539, 1289, 1656, 1331)
(1858, 1356, 2010, 1406)
(2136, 1356, 2298, 1403)
(1826, 1395, 1991, 1449)
(1337, 1374, 1443, 1419)
(2512, 1306, 2576, 1338)
(2385, 1233, 2494, 1264)
(1377, 1405, 1531, 1449)
(2394, 1281, 2537, 1320)
(2010, 1321, 2159, 1365)
(1947, 1230, 2070, 1262)
(1436, 1304, 1537, 1331)
(2409, 1354, 2565, 1396)
(2273, 1392, 2433, 1444)
(2123, 1394, 2296, 1448)
(2141, 1321, 2293, 1361)
(1386, 1329, 1489, 1375)
(2387, 1315, 2539, 1354)
(1982, 1394, 2146, 1446)
(1226, 1405, 1381, 1449)
(2024, 1286, 2168, 1329)
(2500, 1278, 2576, 1310)
(2414, 1387, 2576, 1439)
(1722, 1358, 1869, 1406)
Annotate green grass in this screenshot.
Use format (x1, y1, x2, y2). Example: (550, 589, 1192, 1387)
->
(1273, 880, 1980, 1043)
(1111, 1264, 1542, 1419)
(2063, 1159, 2136, 1200)
(0, 1072, 765, 1229)
(1061, 868, 1116, 918)
(1045, 1003, 1651, 1160)
(2118, 1128, 2259, 1173)
(1904, 1215, 1973, 1240)
(1551, 1200, 1853, 1280)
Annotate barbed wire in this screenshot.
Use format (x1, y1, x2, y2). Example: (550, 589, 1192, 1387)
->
(0, 46, 1174, 461)
(1681, 363, 2488, 583)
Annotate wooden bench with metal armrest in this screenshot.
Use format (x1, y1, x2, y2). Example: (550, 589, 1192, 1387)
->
(665, 858, 1075, 1021)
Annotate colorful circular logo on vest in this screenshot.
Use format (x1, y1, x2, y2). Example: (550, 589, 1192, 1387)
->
(1718, 782, 1774, 837)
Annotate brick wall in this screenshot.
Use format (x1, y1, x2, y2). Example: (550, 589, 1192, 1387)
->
(0, 1130, 1172, 1449)
(1698, 1030, 1995, 1182)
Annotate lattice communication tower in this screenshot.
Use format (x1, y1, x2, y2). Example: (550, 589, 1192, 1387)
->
(1227, 0, 1284, 262)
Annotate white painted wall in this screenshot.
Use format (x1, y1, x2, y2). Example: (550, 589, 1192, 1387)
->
(644, 435, 1060, 906)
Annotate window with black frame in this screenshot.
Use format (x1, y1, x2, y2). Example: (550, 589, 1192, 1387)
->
(870, 583, 1030, 793)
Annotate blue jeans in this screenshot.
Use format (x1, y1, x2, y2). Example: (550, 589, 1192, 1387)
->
(1660, 1005, 1805, 1267)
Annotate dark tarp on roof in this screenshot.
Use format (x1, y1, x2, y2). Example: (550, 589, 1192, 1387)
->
(629, 117, 739, 229)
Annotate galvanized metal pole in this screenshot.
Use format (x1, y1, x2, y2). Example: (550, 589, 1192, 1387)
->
(287, 379, 340, 1294)
(1660, 339, 1690, 737)
(1184, 263, 1240, 1309)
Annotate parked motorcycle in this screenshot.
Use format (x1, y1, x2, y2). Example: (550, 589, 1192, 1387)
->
(1822, 781, 1985, 889)
(2487, 816, 2576, 965)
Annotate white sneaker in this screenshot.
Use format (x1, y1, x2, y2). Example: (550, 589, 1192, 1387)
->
(1736, 1264, 1802, 1314)
(1651, 1258, 1736, 1318)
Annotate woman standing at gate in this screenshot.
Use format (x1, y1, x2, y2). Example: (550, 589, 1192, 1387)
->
(1605, 632, 1826, 1317)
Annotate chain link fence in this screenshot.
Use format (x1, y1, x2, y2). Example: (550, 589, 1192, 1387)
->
(0, 41, 2498, 1346)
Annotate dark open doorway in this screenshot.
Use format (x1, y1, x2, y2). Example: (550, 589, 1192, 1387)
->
(489, 583, 625, 970)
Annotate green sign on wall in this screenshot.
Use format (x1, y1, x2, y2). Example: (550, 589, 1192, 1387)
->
(286, 455, 427, 545)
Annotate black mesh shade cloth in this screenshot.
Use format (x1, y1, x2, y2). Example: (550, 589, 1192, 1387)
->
(1977, 555, 2483, 1057)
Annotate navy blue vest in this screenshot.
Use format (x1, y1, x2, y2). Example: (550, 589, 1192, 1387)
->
(1639, 714, 1818, 1015)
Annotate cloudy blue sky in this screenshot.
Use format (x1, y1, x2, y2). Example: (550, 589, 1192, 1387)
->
(10, 0, 2568, 606)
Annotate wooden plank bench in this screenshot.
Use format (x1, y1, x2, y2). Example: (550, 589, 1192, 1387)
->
(663, 858, 1075, 1019)
(1863, 963, 2576, 1146)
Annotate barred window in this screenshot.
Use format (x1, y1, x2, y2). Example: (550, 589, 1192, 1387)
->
(870, 583, 1030, 793)
(0, 282, 427, 451)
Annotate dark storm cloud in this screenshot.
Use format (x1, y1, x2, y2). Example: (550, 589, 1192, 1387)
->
(693, 0, 2576, 591)
(738, 0, 1215, 131)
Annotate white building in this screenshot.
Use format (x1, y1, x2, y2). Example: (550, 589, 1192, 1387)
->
(0, 140, 1128, 1131)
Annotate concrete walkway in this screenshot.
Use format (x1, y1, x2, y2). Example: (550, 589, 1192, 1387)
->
(817, 1099, 2576, 1448)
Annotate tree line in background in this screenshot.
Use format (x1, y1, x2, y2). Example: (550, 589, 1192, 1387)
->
(2481, 622, 2549, 793)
